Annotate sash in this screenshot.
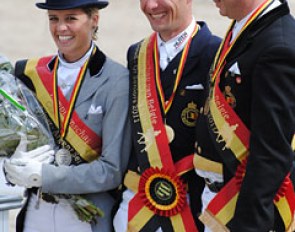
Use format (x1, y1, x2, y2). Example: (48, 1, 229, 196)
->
(199, 0, 295, 230)
(23, 56, 102, 164)
(200, 72, 295, 231)
(128, 32, 198, 231)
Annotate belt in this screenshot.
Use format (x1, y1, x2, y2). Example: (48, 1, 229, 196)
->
(204, 178, 224, 193)
(31, 188, 68, 204)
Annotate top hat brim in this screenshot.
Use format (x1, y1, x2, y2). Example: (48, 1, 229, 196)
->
(36, 2, 108, 10)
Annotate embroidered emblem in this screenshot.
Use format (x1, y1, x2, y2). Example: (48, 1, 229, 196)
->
(216, 122, 238, 150)
(137, 128, 161, 152)
(174, 31, 188, 50)
(181, 102, 198, 127)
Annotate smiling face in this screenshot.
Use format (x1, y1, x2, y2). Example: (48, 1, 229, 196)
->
(140, 0, 193, 41)
(48, 8, 98, 62)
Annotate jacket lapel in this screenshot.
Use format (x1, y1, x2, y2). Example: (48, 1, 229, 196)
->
(182, 22, 214, 77)
(74, 68, 107, 107)
(226, 0, 289, 64)
(48, 46, 107, 107)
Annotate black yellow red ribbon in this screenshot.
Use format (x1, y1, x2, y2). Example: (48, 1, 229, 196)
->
(154, 26, 199, 115)
(53, 54, 90, 139)
(24, 55, 102, 162)
(128, 28, 199, 231)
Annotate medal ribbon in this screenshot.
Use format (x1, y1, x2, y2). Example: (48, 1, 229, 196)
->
(24, 56, 102, 162)
(128, 29, 199, 231)
(211, 0, 273, 84)
(154, 26, 199, 115)
(53, 48, 96, 139)
(199, 0, 295, 230)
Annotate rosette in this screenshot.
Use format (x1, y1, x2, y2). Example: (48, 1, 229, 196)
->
(138, 167, 187, 217)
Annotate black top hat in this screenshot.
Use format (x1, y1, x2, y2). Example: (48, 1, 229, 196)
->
(36, 0, 109, 10)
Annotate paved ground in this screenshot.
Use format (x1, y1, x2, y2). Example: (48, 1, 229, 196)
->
(0, 0, 294, 231)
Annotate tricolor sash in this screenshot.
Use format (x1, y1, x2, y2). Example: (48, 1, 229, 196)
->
(128, 30, 199, 231)
(199, 0, 295, 231)
(23, 56, 102, 164)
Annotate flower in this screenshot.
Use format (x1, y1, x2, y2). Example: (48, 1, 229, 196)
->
(0, 62, 53, 157)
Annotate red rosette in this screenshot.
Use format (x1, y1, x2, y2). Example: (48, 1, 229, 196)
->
(138, 167, 187, 217)
(274, 175, 291, 202)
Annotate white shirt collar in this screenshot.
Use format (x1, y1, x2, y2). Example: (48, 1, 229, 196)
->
(231, 0, 281, 43)
(157, 18, 197, 70)
(58, 42, 94, 69)
(57, 42, 94, 95)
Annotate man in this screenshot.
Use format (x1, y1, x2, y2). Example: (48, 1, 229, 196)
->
(113, 0, 220, 231)
(194, 0, 295, 231)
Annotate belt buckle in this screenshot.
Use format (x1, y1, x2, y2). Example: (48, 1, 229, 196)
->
(41, 193, 59, 204)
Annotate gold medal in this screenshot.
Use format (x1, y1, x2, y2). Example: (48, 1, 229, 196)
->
(55, 148, 72, 166)
(165, 124, 175, 143)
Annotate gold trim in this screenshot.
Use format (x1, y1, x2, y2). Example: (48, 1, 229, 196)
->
(193, 154, 223, 174)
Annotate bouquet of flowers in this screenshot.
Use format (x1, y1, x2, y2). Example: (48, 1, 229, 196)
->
(0, 56, 103, 223)
(0, 58, 53, 157)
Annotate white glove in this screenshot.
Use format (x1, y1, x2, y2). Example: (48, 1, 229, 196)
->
(4, 158, 43, 188)
(11, 133, 54, 163)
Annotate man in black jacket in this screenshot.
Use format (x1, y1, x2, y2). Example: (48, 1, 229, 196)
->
(195, 0, 295, 231)
(113, 0, 221, 231)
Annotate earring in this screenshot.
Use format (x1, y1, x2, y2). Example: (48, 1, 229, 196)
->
(92, 26, 99, 40)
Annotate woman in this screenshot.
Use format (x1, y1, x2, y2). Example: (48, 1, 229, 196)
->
(4, 0, 131, 231)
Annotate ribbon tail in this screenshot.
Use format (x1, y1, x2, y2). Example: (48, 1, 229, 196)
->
(199, 209, 230, 232)
(286, 213, 295, 232)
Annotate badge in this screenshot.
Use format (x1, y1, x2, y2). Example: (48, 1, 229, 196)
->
(55, 148, 72, 166)
(138, 167, 187, 217)
(165, 124, 175, 143)
(223, 85, 236, 108)
(181, 102, 198, 127)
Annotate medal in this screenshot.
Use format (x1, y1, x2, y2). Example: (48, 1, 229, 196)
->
(165, 124, 175, 143)
(55, 148, 72, 166)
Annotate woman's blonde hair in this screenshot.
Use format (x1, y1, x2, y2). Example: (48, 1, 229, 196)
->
(82, 7, 99, 40)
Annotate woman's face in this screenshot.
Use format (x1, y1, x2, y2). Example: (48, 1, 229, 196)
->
(48, 8, 98, 62)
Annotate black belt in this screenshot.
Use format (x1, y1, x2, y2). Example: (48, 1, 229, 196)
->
(204, 178, 224, 193)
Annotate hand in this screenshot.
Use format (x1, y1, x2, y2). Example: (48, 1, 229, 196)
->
(11, 133, 54, 163)
(3, 158, 43, 188)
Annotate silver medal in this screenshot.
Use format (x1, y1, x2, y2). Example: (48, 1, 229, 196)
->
(55, 148, 72, 166)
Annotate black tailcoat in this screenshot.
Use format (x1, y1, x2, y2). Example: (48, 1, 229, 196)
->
(196, 1, 295, 231)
